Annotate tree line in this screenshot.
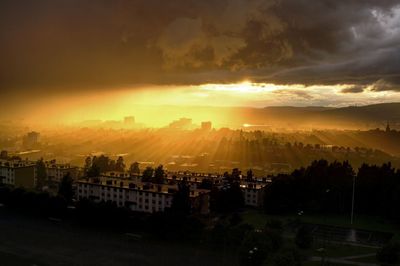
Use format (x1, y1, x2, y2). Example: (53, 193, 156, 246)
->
(264, 159, 400, 221)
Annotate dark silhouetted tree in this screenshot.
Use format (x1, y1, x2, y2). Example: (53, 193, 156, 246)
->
(232, 168, 241, 181)
(87, 164, 100, 177)
(199, 178, 213, 190)
(153, 165, 165, 184)
(142, 167, 154, 182)
(246, 169, 254, 181)
(171, 182, 191, 214)
(36, 158, 47, 190)
(376, 242, 399, 265)
(214, 182, 244, 212)
(58, 173, 73, 204)
(116, 156, 125, 172)
(295, 225, 313, 249)
(84, 156, 91, 173)
(129, 162, 140, 175)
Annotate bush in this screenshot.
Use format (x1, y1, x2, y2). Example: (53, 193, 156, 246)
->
(295, 225, 313, 249)
(269, 248, 303, 266)
(376, 242, 399, 264)
(265, 219, 283, 231)
(230, 212, 243, 226)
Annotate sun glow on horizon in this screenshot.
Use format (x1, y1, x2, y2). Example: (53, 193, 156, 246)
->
(198, 81, 279, 93)
(19, 81, 400, 129)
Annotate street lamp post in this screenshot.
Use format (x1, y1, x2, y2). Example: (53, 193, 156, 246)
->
(350, 175, 356, 225)
(321, 188, 330, 266)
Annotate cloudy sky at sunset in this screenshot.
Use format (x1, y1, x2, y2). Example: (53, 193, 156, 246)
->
(1, 0, 400, 122)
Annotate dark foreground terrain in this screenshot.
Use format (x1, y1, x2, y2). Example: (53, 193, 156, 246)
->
(0, 208, 237, 266)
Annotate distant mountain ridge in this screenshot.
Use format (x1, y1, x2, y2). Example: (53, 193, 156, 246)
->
(237, 103, 400, 129)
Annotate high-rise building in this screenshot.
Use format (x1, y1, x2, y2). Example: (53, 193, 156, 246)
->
(22, 131, 40, 149)
(124, 116, 135, 125)
(201, 121, 212, 131)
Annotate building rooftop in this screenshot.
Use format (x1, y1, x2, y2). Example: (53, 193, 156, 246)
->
(77, 177, 209, 197)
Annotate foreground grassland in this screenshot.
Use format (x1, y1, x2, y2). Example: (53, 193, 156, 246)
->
(242, 209, 400, 240)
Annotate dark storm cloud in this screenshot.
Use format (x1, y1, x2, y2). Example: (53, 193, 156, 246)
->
(273, 89, 313, 100)
(0, 0, 400, 92)
(341, 86, 366, 94)
(370, 78, 400, 92)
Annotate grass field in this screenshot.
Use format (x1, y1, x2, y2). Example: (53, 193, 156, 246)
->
(310, 240, 377, 257)
(242, 209, 400, 240)
(242, 209, 400, 265)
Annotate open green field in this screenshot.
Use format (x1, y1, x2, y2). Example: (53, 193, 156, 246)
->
(242, 209, 400, 240)
(242, 209, 400, 265)
(310, 241, 377, 257)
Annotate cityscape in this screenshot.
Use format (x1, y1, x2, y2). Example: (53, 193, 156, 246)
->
(1, 1, 400, 266)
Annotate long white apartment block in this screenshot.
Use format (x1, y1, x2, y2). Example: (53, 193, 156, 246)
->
(76, 177, 210, 214)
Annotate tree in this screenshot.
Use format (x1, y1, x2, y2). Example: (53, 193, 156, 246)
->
(213, 182, 244, 212)
(84, 156, 92, 172)
(232, 168, 241, 181)
(153, 165, 165, 184)
(199, 178, 213, 190)
(109, 160, 116, 171)
(270, 248, 302, 266)
(36, 158, 47, 190)
(171, 182, 191, 214)
(0, 150, 8, 159)
(92, 155, 111, 173)
(129, 162, 140, 175)
(87, 164, 100, 177)
(246, 169, 254, 181)
(58, 173, 73, 204)
(239, 231, 270, 266)
(230, 212, 243, 226)
(142, 167, 154, 182)
(376, 242, 399, 264)
(295, 225, 313, 249)
(116, 156, 125, 171)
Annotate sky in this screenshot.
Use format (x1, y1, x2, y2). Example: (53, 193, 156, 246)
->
(1, 0, 400, 122)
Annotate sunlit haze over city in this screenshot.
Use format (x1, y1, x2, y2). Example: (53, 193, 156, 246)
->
(1, 1, 400, 265)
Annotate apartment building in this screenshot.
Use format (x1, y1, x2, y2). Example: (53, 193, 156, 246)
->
(0, 159, 37, 188)
(167, 171, 270, 207)
(241, 182, 268, 207)
(76, 177, 210, 214)
(45, 161, 80, 182)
